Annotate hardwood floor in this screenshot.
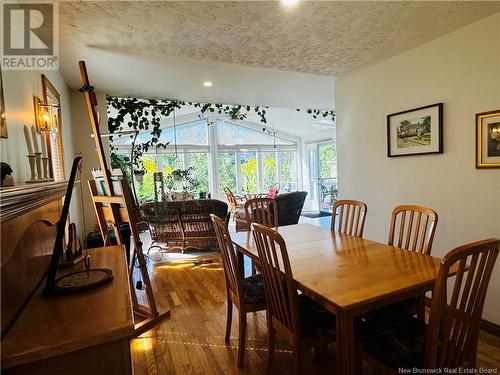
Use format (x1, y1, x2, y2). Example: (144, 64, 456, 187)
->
(130, 248, 500, 374)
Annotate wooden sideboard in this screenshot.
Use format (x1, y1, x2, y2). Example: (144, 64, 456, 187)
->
(1, 182, 134, 374)
(1, 181, 67, 337)
(1, 245, 134, 374)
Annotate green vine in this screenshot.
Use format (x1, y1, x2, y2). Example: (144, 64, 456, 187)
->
(106, 96, 335, 169)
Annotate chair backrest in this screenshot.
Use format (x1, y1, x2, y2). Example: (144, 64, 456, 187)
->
(210, 214, 242, 302)
(425, 238, 499, 368)
(275, 191, 308, 226)
(388, 204, 438, 255)
(252, 223, 300, 343)
(224, 187, 238, 207)
(331, 199, 367, 238)
(244, 198, 279, 228)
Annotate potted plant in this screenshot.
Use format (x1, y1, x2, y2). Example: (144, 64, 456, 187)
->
(134, 169, 145, 182)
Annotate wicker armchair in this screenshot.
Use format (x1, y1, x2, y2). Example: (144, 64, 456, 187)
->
(141, 199, 228, 253)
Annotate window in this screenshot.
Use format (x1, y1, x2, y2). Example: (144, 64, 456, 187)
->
(239, 152, 258, 194)
(187, 153, 209, 194)
(218, 152, 236, 193)
(262, 152, 277, 190)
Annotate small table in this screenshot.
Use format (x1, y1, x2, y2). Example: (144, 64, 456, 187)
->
(231, 224, 442, 375)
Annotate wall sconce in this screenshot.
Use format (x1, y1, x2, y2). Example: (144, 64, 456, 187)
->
(33, 96, 58, 133)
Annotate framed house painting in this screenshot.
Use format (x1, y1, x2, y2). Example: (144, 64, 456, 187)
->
(387, 103, 443, 157)
(476, 109, 500, 168)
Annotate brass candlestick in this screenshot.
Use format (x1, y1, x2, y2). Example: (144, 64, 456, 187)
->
(26, 155, 37, 183)
(34, 153, 43, 181)
(42, 157, 52, 181)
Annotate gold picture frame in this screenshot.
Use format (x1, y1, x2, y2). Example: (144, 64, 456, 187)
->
(476, 109, 500, 168)
(0, 67, 7, 139)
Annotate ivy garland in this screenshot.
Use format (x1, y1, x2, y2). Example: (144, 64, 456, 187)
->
(106, 96, 335, 171)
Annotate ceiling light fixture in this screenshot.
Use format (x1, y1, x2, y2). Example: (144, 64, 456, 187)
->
(203, 81, 213, 87)
(281, 0, 299, 7)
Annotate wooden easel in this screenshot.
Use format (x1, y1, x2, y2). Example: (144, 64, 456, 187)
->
(79, 61, 169, 336)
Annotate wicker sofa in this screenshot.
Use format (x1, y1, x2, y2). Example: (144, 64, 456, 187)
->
(141, 199, 228, 253)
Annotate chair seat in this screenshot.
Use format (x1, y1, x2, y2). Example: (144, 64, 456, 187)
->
(359, 313, 427, 370)
(298, 294, 335, 337)
(242, 275, 266, 304)
(368, 296, 419, 319)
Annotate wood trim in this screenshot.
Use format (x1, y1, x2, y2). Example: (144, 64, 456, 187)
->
(425, 296, 500, 337)
(0, 181, 71, 222)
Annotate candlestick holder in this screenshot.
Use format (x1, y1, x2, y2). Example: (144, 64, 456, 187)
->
(34, 152, 43, 181)
(42, 157, 53, 181)
(26, 155, 37, 183)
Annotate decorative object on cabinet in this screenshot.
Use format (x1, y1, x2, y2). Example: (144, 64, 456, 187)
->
(43, 156, 114, 295)
(0, 67, 7, 139)
(0, 162, 13, 186)
(476, 109, 500, 168)
(387, 103, 443, 157)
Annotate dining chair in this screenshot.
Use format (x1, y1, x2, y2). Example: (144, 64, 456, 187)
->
(383, 204, 438, 320)
(252, 223, 336, 375)
(359, 238, 499, 373)
(210, 214, 267, 368)
(331, 199, 368, 238)
(223, 187, 244, 221)
(245, 198, 279, 275)
(388, 204, 438, 255)
(244, 197, 279, 229)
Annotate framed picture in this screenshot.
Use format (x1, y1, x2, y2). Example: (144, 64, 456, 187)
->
(476, 109, 500, 168)
(387, 103, 443, 157)
(0, 67, 7, 139)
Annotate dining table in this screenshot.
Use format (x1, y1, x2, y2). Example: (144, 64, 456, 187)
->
(231, 223, 443, 375)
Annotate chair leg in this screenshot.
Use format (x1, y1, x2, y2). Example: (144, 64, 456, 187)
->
(225, 300, 233, 344)
(266, 327, 275, 375)
(292, 346, 302, 375)
(237, 311, 247, 368)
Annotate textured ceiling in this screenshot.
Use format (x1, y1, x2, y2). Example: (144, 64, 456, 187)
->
(59, 1, 500, 77)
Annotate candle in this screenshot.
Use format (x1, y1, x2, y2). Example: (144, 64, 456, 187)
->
(40, 132, 47, 157)
(23, 125, 34, 155)
(31, 125, 40, 153)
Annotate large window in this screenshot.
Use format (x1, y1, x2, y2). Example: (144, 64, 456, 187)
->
(110, 117, 299, 202)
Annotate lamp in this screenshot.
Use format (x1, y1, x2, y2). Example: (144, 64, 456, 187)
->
(34, 96, 58, 133)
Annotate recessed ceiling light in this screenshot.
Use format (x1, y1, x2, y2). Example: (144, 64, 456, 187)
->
(203, 81, 213, 87)
(281, 0, 299, 7)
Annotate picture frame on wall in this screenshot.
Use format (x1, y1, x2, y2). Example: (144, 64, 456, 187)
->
(0, 67, 7, 139)
(387, 103, 443, 157)
(476, 109, 500, 168)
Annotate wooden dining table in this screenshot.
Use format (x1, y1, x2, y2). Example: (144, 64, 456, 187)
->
(231, 223, 442, 375)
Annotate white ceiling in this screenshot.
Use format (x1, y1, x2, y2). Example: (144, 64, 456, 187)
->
(57, 1, 500, 136)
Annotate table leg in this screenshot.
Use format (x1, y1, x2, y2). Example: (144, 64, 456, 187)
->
(336, 309, 357, 375)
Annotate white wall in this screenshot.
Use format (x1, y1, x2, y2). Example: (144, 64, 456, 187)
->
(1, 69, 83, 238)
(335, 13, 500, 324)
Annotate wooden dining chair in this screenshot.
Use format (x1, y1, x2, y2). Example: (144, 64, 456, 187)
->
(331, 199, 368, 238)
(388, 204, 438, 255)
(383, 204, 438, 320)
(210, 215, 267, 368)
(252, 223, 336, 375)
(244, 197, 279, 230)
(223, 187, 244, 220)
(359, 238, 499, 373)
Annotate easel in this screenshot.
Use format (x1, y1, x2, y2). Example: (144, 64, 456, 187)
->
(79, 61, 169, 336)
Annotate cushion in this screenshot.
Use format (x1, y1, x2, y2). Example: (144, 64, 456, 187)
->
(242, 275, 266, 304)
(358, 313, 427, 370)
(297, 294, 335, 337)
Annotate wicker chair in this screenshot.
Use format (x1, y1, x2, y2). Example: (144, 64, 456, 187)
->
(141, 199, 228, 253)
(275, 191, 308, 226)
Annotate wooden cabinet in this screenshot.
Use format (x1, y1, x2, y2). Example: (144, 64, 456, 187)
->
(1, 183, 134, 374)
